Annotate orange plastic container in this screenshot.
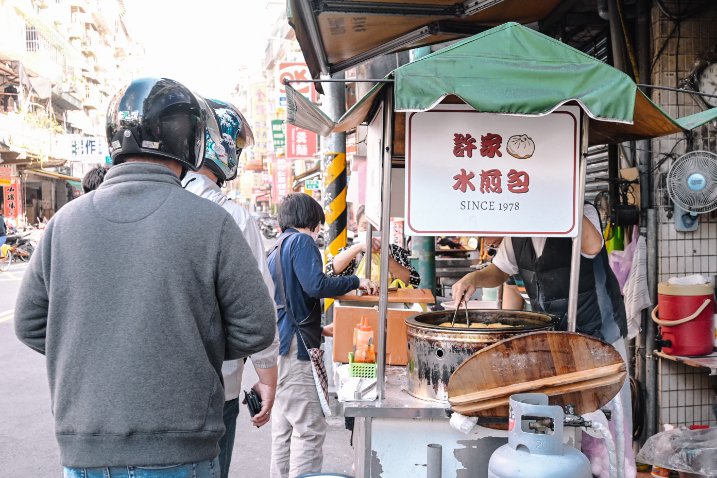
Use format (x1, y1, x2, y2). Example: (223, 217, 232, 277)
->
(353, 318, 375, 363)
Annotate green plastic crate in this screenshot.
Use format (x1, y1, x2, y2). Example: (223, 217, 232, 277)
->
(348, 352, 377, 379)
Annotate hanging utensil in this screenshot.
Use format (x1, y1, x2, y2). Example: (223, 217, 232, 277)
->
(451, 292, 468, 327)
(463, 296, 470, 327)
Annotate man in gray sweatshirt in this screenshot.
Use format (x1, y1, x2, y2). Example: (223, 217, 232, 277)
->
(14, 77, 276, 476)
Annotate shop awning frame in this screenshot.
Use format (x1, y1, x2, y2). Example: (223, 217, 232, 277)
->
(286, 23, 717, 146)
(25, 168, 81, 182)
(288, 0, 564, 81)
(330, 20, 490, 74)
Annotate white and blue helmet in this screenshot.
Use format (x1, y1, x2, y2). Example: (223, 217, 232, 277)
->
(202, 98, 254, 183)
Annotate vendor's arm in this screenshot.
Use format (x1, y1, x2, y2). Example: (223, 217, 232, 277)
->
(388, 244, 421, 287)
(293, 234, 376, 297)
(502, 283, 525, 310)
(326, 243, 364, 276)
(581, 206, 604, 257)
(451, 263, 510, 301)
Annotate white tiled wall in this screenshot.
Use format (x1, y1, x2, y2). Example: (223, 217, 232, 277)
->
(651, 2, 717, 285)
(658, 358, 717, 427)
(652, 0, 717, 431)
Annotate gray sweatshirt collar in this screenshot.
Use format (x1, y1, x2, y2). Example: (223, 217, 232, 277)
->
(102, 162, 182, 188)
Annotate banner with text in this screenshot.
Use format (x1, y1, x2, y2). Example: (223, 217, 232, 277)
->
(405, 105, 581, 237)
(271, 155, 293, 204)
(3, 181, 22, 219)
(286, 123, 317, 159)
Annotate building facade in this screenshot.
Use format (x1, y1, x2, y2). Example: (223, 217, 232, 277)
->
(0, 0, 141, 226)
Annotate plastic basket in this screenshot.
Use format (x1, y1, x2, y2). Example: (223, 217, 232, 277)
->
(348, 352, 377, 379)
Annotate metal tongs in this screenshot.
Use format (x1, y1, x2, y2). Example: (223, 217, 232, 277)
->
(451, 293, 470, 327)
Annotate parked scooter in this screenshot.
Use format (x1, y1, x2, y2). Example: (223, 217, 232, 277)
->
(5, 228, 40, 262)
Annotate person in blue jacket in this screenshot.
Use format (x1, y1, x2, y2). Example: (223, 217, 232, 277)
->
(268, 193, 376, 478)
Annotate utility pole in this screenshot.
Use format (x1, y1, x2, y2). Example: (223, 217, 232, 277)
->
(409, 47, 436, 294)
(321, 71, 348, 262)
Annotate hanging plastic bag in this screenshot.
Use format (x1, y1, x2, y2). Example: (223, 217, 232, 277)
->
(609, 226, 638, 291)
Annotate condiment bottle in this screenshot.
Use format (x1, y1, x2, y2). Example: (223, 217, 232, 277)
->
(353, 318, 374, 363)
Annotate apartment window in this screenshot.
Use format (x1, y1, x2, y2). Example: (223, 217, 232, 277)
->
(26, 24, 40, 52)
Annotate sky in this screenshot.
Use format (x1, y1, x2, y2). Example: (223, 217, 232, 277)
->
(123, 0, 281, 99)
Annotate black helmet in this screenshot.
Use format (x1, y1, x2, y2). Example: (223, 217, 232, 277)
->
(106, 77, 207, 169)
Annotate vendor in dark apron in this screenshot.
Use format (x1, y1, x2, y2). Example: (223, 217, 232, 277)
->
(452, 204, 635, 478)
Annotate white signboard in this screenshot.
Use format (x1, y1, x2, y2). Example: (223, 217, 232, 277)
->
(277, 62, 317, 102)
(406, 105, 581, 237)
(365, 104, 383, 229)
(59, 135, 108, 164)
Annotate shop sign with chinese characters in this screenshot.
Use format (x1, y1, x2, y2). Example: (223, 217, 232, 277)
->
(271, 119, 286, 149)
(277, 63, 318, 159)
(3, 181, 22, 219)
(286, 123, 317, 159)
(271, 155, 293, 204)
(406, 105, 581, 237)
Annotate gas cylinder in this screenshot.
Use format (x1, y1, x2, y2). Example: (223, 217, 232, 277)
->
(488, 393, 591, 478)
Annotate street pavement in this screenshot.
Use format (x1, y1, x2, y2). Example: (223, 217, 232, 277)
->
(0, 259, 354, 476)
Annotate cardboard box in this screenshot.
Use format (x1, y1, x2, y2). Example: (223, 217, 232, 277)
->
(332, 305, 416, 366)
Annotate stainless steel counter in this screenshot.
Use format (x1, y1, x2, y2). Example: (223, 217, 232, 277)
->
(340, 366, 451, 419)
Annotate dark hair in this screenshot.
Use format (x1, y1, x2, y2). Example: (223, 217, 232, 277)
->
(82, 166, 109, 193)
(278, 193, 325, 231)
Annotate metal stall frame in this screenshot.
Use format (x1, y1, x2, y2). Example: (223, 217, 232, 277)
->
(286, 76, 589, 399)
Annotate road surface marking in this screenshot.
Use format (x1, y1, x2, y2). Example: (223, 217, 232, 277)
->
(0, 309, 14, 323)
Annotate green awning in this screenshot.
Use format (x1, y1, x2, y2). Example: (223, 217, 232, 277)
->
(286, 22, 717, 146)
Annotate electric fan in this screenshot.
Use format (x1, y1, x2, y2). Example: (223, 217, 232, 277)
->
(666, 150, 717, 231)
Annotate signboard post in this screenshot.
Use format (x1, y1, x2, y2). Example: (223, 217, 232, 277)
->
(405, 105, 581, 237)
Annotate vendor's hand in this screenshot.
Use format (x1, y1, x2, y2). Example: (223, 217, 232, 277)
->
(249, 381, 276, 428)
(451, 273, 477, 304)
(358, 278, 378, 295)
(322, 323, 334, 337)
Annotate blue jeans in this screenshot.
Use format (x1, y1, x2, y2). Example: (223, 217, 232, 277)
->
(218, 398, 239, 478)
(63, 458, 220, 478)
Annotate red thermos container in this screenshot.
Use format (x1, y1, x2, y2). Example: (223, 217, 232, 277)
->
(652, 282, 715, 356)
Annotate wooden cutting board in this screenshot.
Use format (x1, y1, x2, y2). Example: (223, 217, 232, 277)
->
(447, 331, 626, 417)
(333, 288, 435, 304)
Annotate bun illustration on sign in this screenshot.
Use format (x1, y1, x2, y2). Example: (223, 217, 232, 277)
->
(506, 134, 535, 159)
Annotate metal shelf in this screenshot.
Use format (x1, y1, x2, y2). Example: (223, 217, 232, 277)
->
(655, 350, 717, 376)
